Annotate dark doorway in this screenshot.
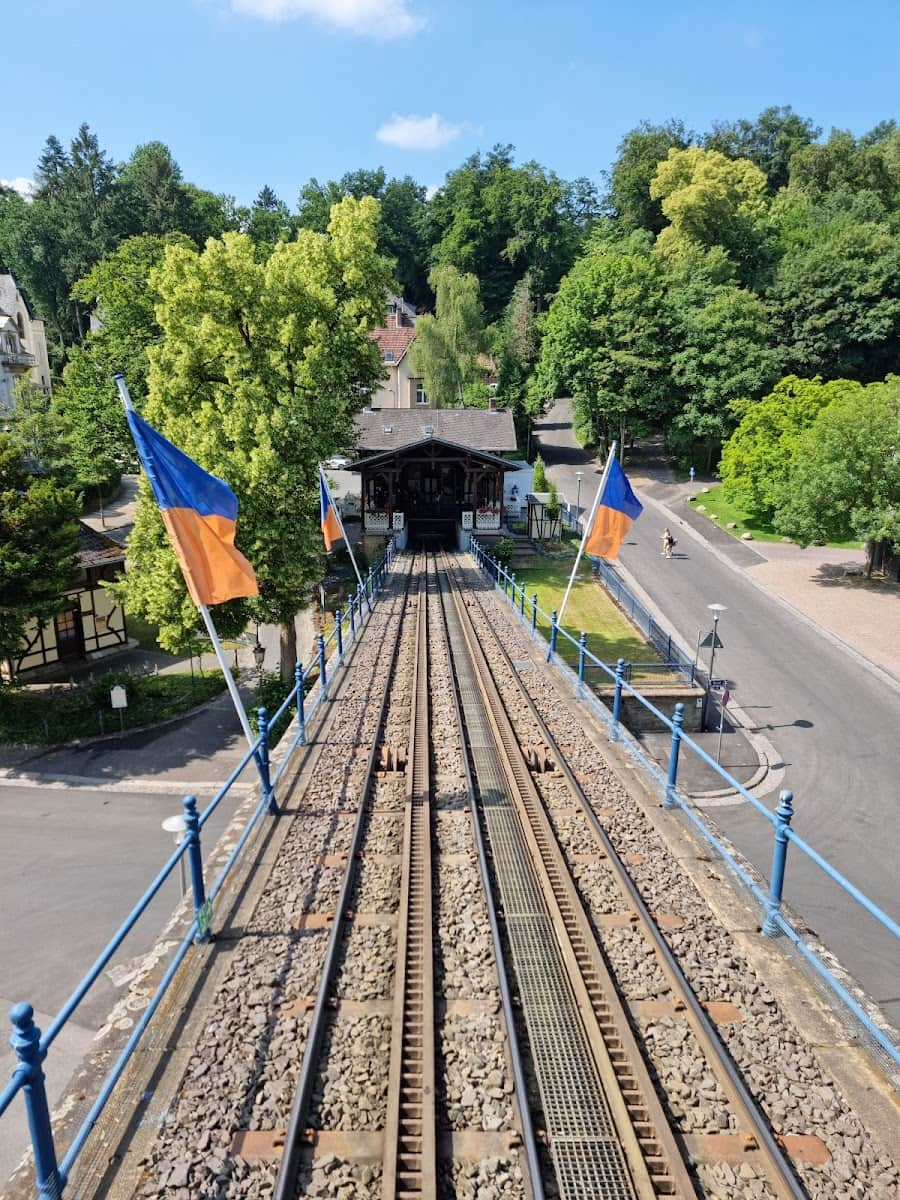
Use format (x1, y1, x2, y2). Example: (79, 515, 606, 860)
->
(55, 607, 84, 661)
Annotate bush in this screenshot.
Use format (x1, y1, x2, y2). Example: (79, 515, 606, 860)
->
(250, 671, 295, 747)
(493, 537, 516, 569)
(532, 454, 548, 491)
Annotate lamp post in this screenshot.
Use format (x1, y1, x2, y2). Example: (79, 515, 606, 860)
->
(703, 603, 727, 731)
(575, 471, 584, 524)
(252, 637, 266, 685)
(162, 814, 187, 895)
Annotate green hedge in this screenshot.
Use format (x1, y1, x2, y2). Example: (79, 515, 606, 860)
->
(0, 670, 225, 746)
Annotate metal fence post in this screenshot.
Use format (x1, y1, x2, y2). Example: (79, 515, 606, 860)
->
(357, 582, 365, 621)
(348, 594, 355, 639)
(577, 632, 587, 695)
(762, 790, 795, 937)
(295, 661, 306, 746)
(610, 657, 626, 742)
(664, 702, 685, 808)
(334, 610, 343, 662)
(255, 708, 277, 815)
(317, 632, 328, 700)
(182, 795, 212, 940)
(9, 1004, 61, 1200)
(519, 583, 525, 617)
(548, 609, 559, 660)
(531, 593, 538, 637)
(510, 572, 517, 607)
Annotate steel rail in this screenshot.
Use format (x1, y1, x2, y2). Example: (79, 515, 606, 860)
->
(453, 555, 809, 1200)
(440, 554, 674, 1200)
(273, 554, 419, 1200)
(382, 570, 436, 1200)
(433, 558, 546, 1200)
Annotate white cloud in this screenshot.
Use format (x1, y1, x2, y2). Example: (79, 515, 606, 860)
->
(1, 177, 36, 200)
(376, 113, 463, 151)
(231, 0, 424, 38)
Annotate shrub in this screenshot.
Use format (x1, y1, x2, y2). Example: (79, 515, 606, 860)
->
(532, 454, 548, 491)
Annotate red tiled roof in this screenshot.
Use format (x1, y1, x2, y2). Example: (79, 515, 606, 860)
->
(370, 323, 417, 366)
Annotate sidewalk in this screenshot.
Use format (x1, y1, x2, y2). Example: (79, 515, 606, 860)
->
(624, 442, 900, 688)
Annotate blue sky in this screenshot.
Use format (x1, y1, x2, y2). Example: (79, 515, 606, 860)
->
(3, 0, 899, 205)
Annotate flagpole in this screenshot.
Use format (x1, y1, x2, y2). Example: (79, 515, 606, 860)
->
(321, 468, 366, 593)
(114, 374, 257, 750)
(557, 440, 617, 627)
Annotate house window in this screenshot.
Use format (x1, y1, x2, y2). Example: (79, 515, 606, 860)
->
(415, 382, 428, 406)
(384, 350, 394, 362)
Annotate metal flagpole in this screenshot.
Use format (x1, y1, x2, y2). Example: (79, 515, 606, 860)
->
(114, 374, 257, 750)
(557, 440, 617, 626)
(321, 468, 366, 594)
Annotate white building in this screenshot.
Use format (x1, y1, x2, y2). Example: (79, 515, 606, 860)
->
(368, 295, 429, 409)
(0, 273, 52, 425)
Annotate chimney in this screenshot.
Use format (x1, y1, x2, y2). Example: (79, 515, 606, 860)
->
(488, 396, 497, 412)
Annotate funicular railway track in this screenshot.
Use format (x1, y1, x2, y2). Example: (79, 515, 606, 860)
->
(272, 549, 809, 1200)
(438, 552, 809, 1200)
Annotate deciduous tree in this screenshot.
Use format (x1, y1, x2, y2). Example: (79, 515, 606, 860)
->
(0, 438, 80, 669)
(410, 265, 485, 408)
(113, 199, 393, 676)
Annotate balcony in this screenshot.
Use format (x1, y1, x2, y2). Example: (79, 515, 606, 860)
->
(0, 349, 36, 369)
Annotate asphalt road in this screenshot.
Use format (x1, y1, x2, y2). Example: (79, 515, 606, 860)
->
(0, 769, 251, 1183)
(534, 401, 900, 1028)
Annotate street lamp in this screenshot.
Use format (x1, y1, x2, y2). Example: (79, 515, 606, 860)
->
(252, 638, 266, 683)
(703, 603, 727, 730)
(162, 814, 187, 895)
(575, 471, 584, 521)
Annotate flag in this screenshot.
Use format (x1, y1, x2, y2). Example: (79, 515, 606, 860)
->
(320, 470, 343, 552)
(126, 410, 258, 607)
(583, 458, 643, 559)
(722, 688, 731, 708)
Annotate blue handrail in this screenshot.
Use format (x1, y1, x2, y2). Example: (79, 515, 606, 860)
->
(470, 537, 899, 1066)
(1, 537, 396, 1197)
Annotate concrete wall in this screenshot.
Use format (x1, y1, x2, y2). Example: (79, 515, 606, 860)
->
(593, 685, 704, 733)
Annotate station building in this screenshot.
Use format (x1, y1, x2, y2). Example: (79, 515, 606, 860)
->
(349, 407, 519, 549)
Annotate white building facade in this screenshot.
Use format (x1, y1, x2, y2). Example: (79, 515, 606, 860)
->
(0, 273, 52, 425)
(368, 295, 430, 410)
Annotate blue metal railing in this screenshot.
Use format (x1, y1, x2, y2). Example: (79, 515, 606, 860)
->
(470, 537, 900, 1068)
(0, 537, 397, 1200)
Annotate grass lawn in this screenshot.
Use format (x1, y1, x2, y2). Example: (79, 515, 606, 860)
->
(688, 486, 861, 549)
(0, 671, 226, 746)
(509, 560, 666, 681)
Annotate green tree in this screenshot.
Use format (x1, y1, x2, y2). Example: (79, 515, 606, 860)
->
(246, 185, 296, 247)
(428, 146, 596, 320)
(410, 264, 485, 408)
(532, 454, 548, 490)
(769, 212, 900, 381)
(788, 124, 900, 210)
(536, 232, 674, 451)
(113, 199, 393, 676)
(719, 376, 863, 520)
(496, 274, 542, 443)
(0, 437, 81, 669)
(5, 382, 69, 475)
(704, 106, 820, 193)
(54, 234, 194, 492)
(774, 379, 900, 572)
(606, 120, 691, 233)
(650, 146, 771, 283)
(669, 278, 779, 467)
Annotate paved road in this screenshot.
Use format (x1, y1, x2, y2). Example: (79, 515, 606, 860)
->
(534, 401, 900, 1027)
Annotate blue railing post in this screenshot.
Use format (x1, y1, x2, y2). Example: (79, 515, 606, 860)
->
(295, 661, 306, 746)
(348, 594, 355, 639)
(9, 1004, 60, 1200)
(335, 610, 343, 662)
(531, 593, 538, 637)
(256, 709, 277, 815)
(548, 609, 559, 661)
(763, 790, 795, 937)
(510, 572, 517, 607)
(610, 657, 626, 742)
(317, 632, 328, 700)
(577, 632, 587, 692)
(357, 582, 365, 620)
(182, 795, 212, 940)
(519, 582, 525, 617)
(664, 702, 685, 808)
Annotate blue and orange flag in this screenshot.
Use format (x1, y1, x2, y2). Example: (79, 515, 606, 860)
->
(126, 410, 259, 608)
(583, 458, 643, 559)
(320, 470, 343, 552)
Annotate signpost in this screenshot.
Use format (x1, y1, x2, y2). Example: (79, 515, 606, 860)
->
(716, 688, 731, 764)
(110, 685, 127, 733)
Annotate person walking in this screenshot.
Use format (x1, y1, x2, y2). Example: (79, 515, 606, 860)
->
(661, 527, 675, 558)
